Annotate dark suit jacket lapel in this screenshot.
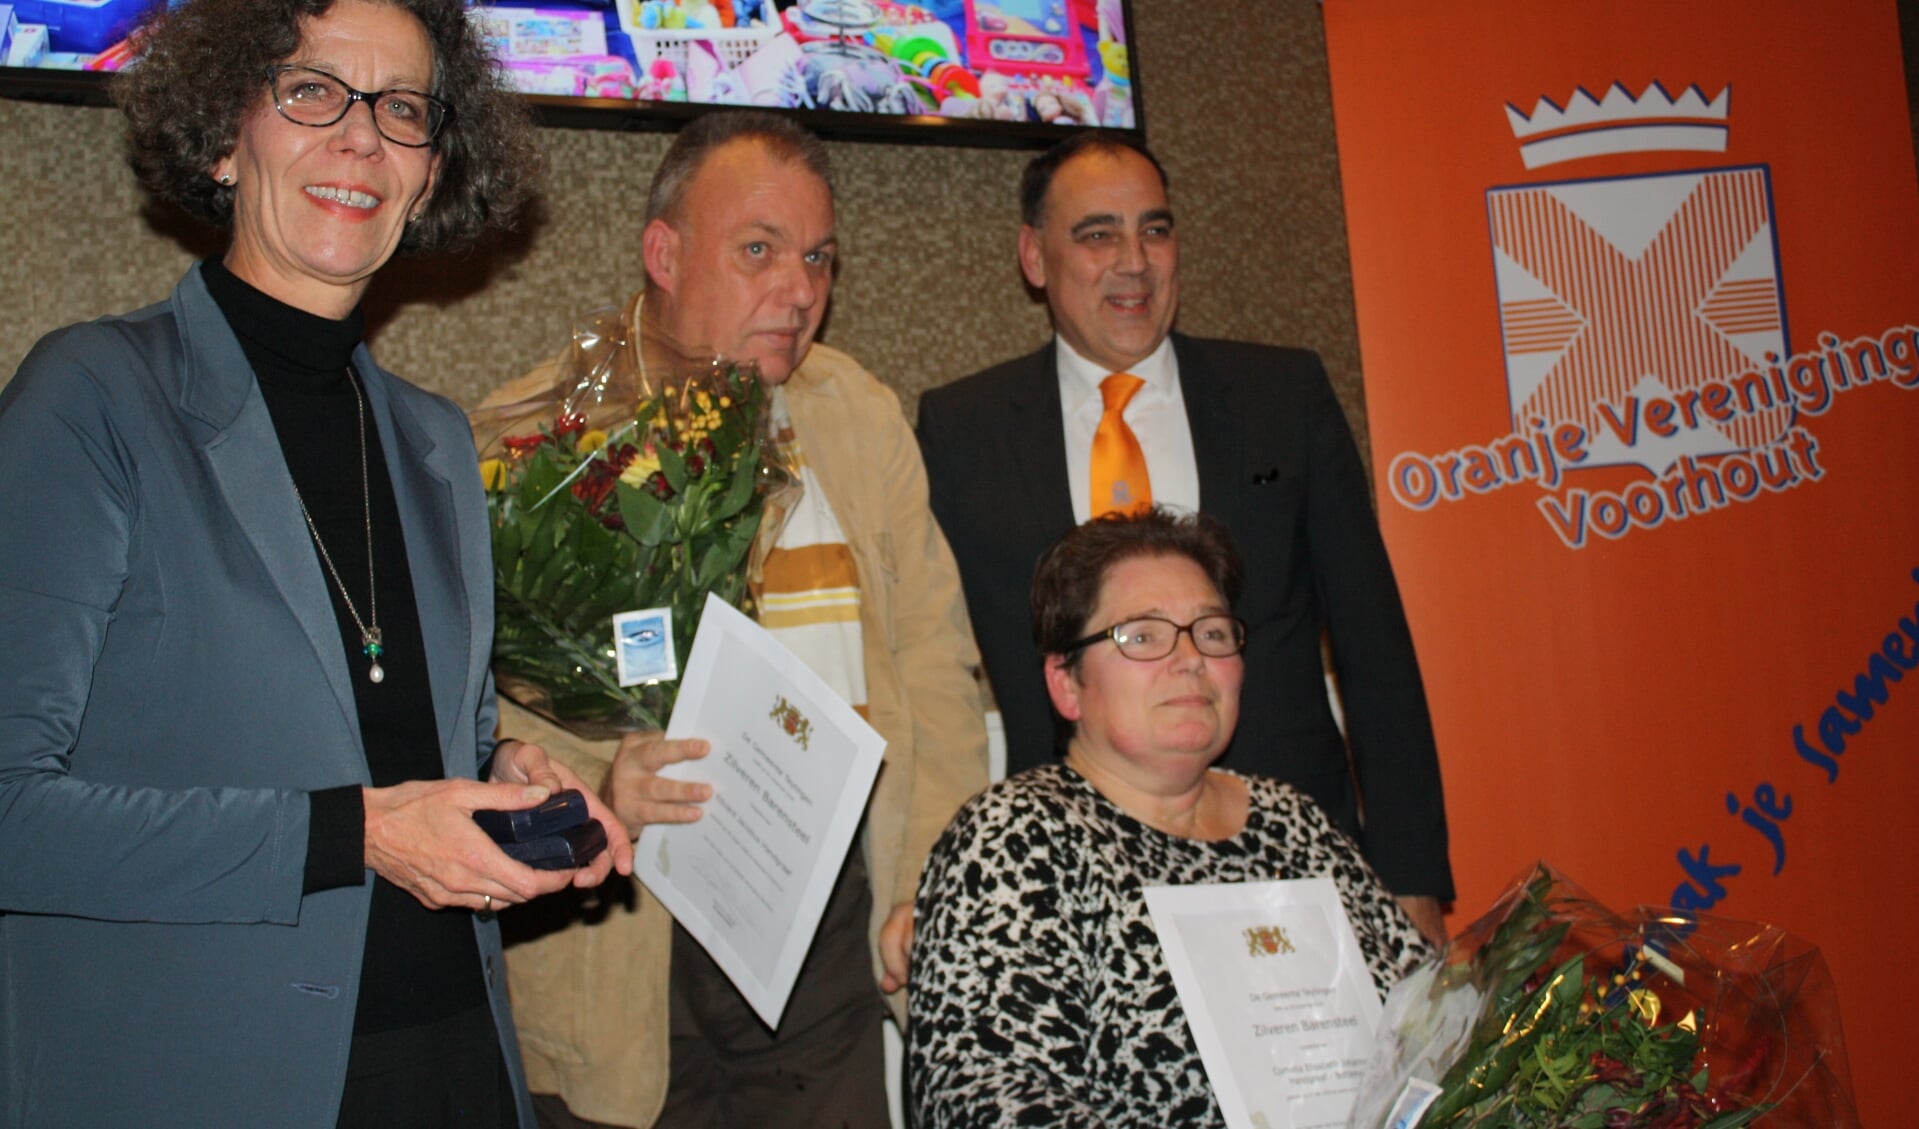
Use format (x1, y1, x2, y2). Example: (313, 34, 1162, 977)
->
(173, 273, 365, 776)
(1006, 346, 1078, 531)
(1177, 335, 1246, 519)
(363, 358, 471, 775)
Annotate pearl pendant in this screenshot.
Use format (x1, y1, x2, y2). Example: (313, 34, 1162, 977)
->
(368, 661, 385, 684)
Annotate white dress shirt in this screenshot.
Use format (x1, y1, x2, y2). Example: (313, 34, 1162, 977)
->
(1056, 335, 1200, 523)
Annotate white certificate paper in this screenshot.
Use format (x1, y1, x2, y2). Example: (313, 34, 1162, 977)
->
(1144, 878, 1384, 1129)
(634, 594, 887, 1028)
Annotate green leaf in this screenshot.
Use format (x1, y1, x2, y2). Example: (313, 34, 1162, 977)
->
(1424, 1036, 1515, 1126)
(516, 447, 567, 510)
(500, 496, 562, 599)
(630, 546, 664, 609)
(679, 480, 718, 537)
(694, 541, 733, 588)
(527, 517, 581, 602)
(492, 501, 523, 571)
(721, 509, 763, 564)
(659, 442, 689, 493)
(1475, 1040, 1527, 1100)
(709, 571, 745, 612)
(576, 514, 620, 569)
(710, 444, 761, 522)
(1549, 955, 1585, 1009)
(616, 481, 675, 546)
(547, 527, 634, 625)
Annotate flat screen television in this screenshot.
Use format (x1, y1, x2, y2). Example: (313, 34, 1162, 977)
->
(0, 0, 1143, 148)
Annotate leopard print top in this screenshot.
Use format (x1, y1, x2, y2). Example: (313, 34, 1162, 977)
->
(907, 764, 1431, 1128)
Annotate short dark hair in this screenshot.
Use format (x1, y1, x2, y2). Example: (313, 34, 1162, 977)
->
(1018, 132, 1169, 229)
(644, 110, 835, 228)
(1031, 508, 1243, 673)
(116, 0, 541, 255)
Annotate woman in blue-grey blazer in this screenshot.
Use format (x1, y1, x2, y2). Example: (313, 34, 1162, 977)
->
(0, 1, 632, 1125)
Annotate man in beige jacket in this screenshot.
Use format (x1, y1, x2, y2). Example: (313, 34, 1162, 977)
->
(495, 112, 989, 1128)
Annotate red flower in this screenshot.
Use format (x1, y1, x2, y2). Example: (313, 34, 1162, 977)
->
(571, 474, 614, 510)
(501, 433, 548, 452)
(570, 444, 636, 514)
(1589, 1053, 1638, 1086)
(554, 412, 587, 438)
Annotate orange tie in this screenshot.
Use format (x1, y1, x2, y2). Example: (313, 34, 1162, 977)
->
(1090, 373, 1152, 517)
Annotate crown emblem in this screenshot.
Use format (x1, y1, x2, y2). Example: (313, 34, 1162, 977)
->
(1244, 925, 1297, 957)
(1505, 81, 1730, 169)
(769, 695, 813, 751)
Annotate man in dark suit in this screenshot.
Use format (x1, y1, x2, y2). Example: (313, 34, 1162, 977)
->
(917, 134, 1453, 938)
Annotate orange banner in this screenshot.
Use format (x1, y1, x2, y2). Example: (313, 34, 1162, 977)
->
(1324, 2, 1917, 1120)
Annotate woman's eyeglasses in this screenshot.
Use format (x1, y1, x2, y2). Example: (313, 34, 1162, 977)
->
(267, 66, 450, 149)
(1064, 615, 1248, 662)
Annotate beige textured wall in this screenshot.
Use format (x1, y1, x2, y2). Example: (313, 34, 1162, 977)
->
(0, 2, 1446, 470)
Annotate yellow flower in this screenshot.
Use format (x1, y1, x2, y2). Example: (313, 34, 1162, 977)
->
(695, 390, 713, 412)
(719, 396, 732, 408)
(619, 445, 663, 487)
(579, 429, 608, 454)
(479, 458, 507, 490)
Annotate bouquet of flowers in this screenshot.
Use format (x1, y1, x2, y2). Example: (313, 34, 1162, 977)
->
(472, 296, 798, 737)
(1349, 864, 1860, 1129)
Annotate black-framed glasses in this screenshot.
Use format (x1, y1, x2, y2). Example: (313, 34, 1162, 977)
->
(267, 66, 450, 149)
(1064, 615, 1248, 662)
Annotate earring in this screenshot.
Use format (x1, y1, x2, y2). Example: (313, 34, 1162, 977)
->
(218, 173, 233, 186)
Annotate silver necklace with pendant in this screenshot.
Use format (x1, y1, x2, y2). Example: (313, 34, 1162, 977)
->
(292, 367, 385, 684)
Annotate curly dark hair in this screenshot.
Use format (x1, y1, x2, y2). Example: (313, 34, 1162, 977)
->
(1031, 507, 1243, 675)
(115, 0, 540, 254)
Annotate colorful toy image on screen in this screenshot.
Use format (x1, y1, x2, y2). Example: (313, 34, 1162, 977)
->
(0, 0, 1142, 145)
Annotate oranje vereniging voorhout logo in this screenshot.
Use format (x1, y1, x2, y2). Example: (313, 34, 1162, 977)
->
(1385, 81, 1919, 548)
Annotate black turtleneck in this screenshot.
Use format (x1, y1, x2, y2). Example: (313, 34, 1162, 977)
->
(201, 259, 485, 1034)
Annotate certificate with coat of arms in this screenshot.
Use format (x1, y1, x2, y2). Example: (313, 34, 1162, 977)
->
(634, 594, 888, 1029)
(1143, 878, 1385, 1129)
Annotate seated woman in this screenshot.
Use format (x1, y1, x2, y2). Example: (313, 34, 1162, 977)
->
(908, 509, 1432, 1127)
